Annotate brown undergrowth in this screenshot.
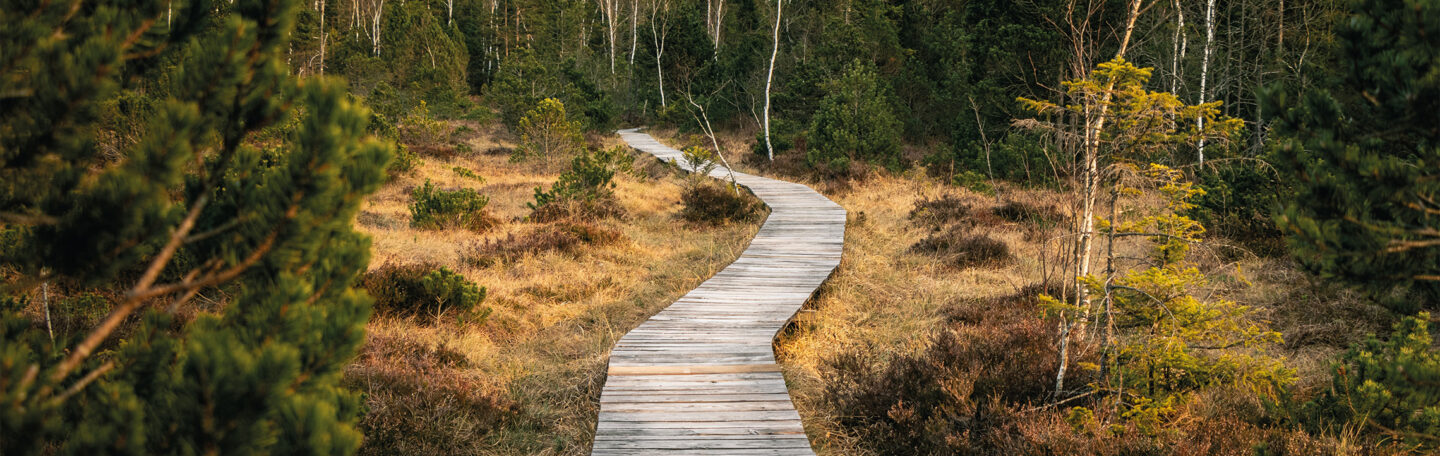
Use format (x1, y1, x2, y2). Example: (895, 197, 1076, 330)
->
(348, 120, 762, 454)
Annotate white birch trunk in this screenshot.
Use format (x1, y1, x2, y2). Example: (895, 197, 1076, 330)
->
(630, 0, 639, 65)
(650, 0, 668, 107)
(319, 0, 327, 75)
(599, 0, 617, 73)
(371, 0, 384, 57)
(1058, 0, 1142, 395)
(1198, 0, 1216, 163)
(1170, 0, 1185, 94)
(713, 0, 724, 55)
(762, 0, 781, 161)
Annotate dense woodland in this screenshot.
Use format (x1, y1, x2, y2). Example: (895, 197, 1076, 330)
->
(2, 0, 1439, 454)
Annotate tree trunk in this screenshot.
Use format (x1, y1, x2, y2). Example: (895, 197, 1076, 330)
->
(371, 0, 384, 57)
(650, 0, 668, 107)
(319, 0, 327, 75)
(1198, 0, 1215, 163)
(713, 0, 724, 56)
(600, 0, 617, 73)
(762, 0, 781, 161)
(629, 0, 638, 65)
(1058, 0, 1143, 397)
(1170, 0, 1185, 94)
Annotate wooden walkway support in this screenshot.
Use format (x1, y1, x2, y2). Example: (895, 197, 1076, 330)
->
(590, 129, 846, 455)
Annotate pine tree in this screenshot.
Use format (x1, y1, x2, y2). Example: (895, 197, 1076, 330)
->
(807, 59, 902, 173)
(0, 0, 393, 453)
(1307, 312, 1440, 448)
(1266, 0, 1440, 312)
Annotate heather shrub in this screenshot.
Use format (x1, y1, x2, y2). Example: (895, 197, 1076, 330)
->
(467, 222, 623, 266)
(345, 334, 516, 455)
(907, 195, 975, 228)
(910, 227, 1012, 269)
(822, 292, 1077, 454)
(680, 182, 764, 225)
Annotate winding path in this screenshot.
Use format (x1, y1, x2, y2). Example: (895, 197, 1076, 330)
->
(590, 129, 845, 455)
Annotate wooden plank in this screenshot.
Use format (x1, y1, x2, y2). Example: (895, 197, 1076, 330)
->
(608, 363, 783, 375)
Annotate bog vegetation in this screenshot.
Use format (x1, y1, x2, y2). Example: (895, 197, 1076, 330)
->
(2, 0, 1438, 454)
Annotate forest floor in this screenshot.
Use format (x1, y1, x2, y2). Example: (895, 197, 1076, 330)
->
(343, 122, 762, 455)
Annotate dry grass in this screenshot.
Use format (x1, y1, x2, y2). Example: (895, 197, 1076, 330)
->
(766, 172, 1062, 453)
(348, 125, 761, 454)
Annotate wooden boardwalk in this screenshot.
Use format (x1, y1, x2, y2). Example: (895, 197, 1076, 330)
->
(590, 129, 845, 455)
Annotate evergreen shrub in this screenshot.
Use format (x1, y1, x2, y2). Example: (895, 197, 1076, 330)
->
(410, 180, 496, 232)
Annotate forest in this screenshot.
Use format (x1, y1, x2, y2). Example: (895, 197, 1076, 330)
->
(2, 0, 1438, 454)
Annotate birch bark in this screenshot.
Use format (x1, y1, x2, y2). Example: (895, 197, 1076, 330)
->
(1198, 0, 1216, 163)
(762, 0, 781, 161)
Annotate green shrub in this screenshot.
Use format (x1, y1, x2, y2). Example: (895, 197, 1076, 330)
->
(359, 264, 490, 325)
(951, 170, 994, 195)
(935, 132, 1061, 188)
(807, 60, 903, 174)
(528, 146, 633, 220)
(1192, 161, 1284, 256)
(399, 100, 451, 154)
(452, 166, 484, 183)
(681, 145, 721, 177)
(514, 98, 583, 161)
(387, 143, 420, 178)
(410, 180, 496, 232)
(421, 268, 489, 325)
(680, 182, 764, 225)
(1302, 312, 1440, 448)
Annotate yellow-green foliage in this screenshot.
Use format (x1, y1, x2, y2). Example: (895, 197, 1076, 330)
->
(680, 145, 720, 178)
(515, 98, 583, 161)
(400, 100, 450, 150)
(1045, 165, 1292, 430)
(1019, 58, 1244, 163)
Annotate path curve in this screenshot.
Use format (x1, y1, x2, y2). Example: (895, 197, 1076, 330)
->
(590, 129, 845, 455)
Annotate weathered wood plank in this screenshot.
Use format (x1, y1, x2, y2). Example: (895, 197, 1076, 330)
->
(591, 129, 846, 455)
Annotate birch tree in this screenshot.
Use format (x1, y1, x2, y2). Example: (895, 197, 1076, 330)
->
(1032, 0, 1146, 394)
(629, 0, 639, 65)
(598, 0, 619, 73)
(1197, 0, 1216, 163)
(1021, 58, 1242, 394)
(1169, 0, 1186, 94)
(650, 0, 670, 107)
(761, 0, 782, 161)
